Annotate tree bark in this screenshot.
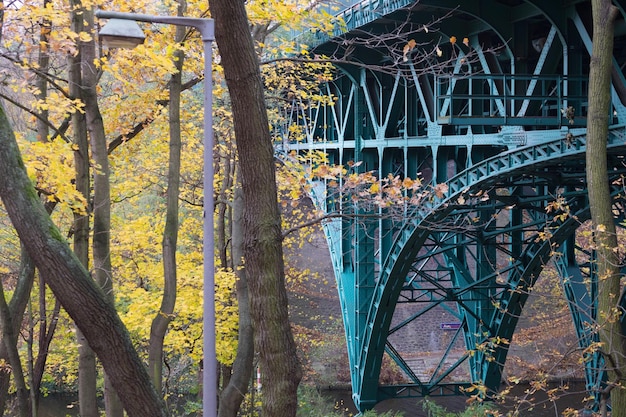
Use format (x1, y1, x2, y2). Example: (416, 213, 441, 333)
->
(0, 102, 168, 417)
(35, 0, 51, 143)
(149, 1, 186, 395)
(0, 283, 29, 417)
(215, 97, 235, 400)
(32, 293, 61, 393)
(218, 186, 254, 417)
(207, 2, 302, 416)
(0, 245, 35, 417)
(79, 8, 123, 417)
(587, 1, 626, 415)
(69, 2, 99, 416)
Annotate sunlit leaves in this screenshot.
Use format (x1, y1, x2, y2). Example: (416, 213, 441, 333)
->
(214, 269, 238, 365)
(20, 137, 87, 215)
(247, 0, 339, 46)
(546, 194, 572, 223)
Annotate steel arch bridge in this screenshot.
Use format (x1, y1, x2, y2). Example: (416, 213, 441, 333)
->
(277, 0, 626, 412)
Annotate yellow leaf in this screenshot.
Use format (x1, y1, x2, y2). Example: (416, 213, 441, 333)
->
(402, 39, 416, 62)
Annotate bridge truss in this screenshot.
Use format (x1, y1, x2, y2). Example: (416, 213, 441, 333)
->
(276, 0, 626, 412)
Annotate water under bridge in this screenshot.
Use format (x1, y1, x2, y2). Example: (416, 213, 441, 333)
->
(276, 0, 626, 412)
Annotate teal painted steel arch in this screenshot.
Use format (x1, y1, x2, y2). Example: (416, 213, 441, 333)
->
(350, 129, 626, 410)
(284, 0, 626, 413)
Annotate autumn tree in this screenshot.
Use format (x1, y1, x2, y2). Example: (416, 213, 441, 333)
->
(0, 99, 168, 416)
(208, 1, 302, 416)
(0, 0, 198, 415)
(0, 1, 64, 413)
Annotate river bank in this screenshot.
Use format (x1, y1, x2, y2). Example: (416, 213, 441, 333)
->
(324, 380, 591, 416)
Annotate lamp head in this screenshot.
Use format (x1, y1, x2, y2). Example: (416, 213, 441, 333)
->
(99, 18, 146, 49)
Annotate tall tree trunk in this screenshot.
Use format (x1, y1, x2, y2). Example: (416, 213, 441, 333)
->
(148, 0, 186, 395)
(0, 284, 29, 417)
(0, 245, 35, 417)
(215, 106, 235, 394)
(218, 186, 254, 417)
(80, 8, 122, 417)
(26, 281, 61, 417)
(32, 281, 61, 393)
(587, 1, 626, 416)
(26, 300, 36, 417)
(29, 6, 51, 412)
(208, 2, 302, 416)
(216, 144, 233, 271)
(70, 2, 98, 415)
(35, 0, 51, 143)
(0, 102, 168, 417)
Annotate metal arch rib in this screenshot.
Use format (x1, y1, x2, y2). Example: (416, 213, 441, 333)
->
(351, 126, 626, 410)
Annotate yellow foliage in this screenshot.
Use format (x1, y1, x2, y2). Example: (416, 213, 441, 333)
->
(214, 269, 239, 365)
(19, 137, 88, 216)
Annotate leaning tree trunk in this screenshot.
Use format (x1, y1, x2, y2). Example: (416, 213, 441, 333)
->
(0, 102, 168, 417)
(587, 1, 626, 416)
(208, 1, 302, 416)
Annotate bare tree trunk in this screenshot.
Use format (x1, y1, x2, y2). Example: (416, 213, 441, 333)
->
(32, 291, 61, 394)
(214, 101, 235, 400)
(35, 0, 51, 143)
(0, 245, 35, 417)
(0, 102, 168, 417)
(208, 2, 302, 416)
(26, 300, 36, 417)
(148, 0, 186, 395)
(29, 7, 51, 412)
(0, 283, 29, 417)
(69, 2, 98, 415)
(26, 281, 61, 417)
(79, 8, 122, 417)
(218, 186, 254, 417)
(70, 4, 96, 415)
(587, 1, 626, 416)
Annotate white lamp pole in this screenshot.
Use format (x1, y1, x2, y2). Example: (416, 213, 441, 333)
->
(95, 10, 217, 417)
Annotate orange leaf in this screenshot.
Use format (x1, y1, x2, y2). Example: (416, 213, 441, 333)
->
(402, 39, 417, 62)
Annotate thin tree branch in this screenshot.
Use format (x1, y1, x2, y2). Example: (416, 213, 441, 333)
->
(0, 92, 70, 143)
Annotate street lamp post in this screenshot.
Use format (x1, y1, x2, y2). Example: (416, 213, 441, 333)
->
(95, 10, 216, 417)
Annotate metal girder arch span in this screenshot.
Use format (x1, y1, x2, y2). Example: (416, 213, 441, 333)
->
(349, 128, 626, 412)
(279, 0, 626, 414)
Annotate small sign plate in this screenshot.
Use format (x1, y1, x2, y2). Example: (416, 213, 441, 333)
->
(440, 322, 462, 330)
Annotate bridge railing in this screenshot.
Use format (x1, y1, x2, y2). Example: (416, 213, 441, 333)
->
(294, 0, 416, 48)
(435, 74, 589, 128)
